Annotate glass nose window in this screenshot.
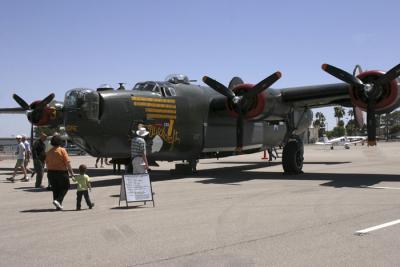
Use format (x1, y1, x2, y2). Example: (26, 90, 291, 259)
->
(65, 88, 99, 120)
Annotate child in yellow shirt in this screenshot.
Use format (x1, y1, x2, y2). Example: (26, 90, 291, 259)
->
(72, 164, 94, 210)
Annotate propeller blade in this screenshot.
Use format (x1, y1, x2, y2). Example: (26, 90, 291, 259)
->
(235, 107, 244, 152)
(12, 94, 30, 110)
(228, 77, 244, 90)
(202, 76, 236, 100)
(376, 63, 400, 85)
(245, 71, 282, 98)
(352, 64, 363, 76)
(36, 93, 55, 109)
(30, 123, 34, 147)
(366, 100, 377, 146)
(322, 64, 364, 87)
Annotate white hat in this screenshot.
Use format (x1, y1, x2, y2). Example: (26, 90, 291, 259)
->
(16, 135, 22, 139)
(136, 127, 149, 137)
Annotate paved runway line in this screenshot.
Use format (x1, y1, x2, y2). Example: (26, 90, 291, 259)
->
(355, 219, 400, 235)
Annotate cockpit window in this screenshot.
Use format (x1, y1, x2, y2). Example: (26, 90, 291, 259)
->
(162, 87, 176, 97)
(133, 82, 161, 95)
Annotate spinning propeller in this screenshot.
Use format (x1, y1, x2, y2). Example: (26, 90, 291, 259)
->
(203, 72, 281, 151)
(322, 63, 400, 146)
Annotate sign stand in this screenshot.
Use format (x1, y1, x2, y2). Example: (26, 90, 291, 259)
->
(119, 174, 155, 208)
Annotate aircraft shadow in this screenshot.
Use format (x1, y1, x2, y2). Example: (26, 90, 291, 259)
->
(195, 161, 400, 188)
(87, 161, 400, 189)
(89, 170, 186, 188)
(5, 161, 398, 190)
(201, 161, 351, 166)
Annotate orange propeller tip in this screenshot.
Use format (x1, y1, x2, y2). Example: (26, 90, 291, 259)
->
(202, 76, 208, 82)
(276, 71, 282, 78)
(321, 63, 328, 70)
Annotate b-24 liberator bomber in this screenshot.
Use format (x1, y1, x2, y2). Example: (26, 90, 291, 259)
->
(1, 63, 400, 174)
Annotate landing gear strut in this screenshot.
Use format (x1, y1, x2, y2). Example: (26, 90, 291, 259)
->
(282, 139, 304, 174)
(174, 159, 198, 174)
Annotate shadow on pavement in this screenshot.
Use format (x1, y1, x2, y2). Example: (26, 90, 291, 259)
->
(20, 208, 77, 213)
(201, 161, 351, 166)
(194, 161, 400, 189)
(111, 205, 146, 210)
(5, 160, 400, 190)
(20, 208, 59, 213)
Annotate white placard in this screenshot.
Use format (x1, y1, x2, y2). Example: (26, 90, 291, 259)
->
(121, 174, 153, 202)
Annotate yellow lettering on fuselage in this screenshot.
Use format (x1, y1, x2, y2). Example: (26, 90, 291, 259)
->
(132, 96, 177, 120)
(144, 108, 176, 114)
(147, 124, 180, 144)
(66, 125, 78, 132)
(132, 96, 180, 144)
(133, 102, 176, 109)
(131, 96, 176, 104)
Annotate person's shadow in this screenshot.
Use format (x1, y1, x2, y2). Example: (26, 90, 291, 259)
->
(20, 208, 75, 213)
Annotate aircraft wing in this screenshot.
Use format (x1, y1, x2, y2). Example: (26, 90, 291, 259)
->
(280, 83, 352, 108)
(0, 107, 26, 114)
(346, 138, 366, 145)
(314, 141, 331, 145)
(329, 137, 345, 143)
(314, 136, 343, 146)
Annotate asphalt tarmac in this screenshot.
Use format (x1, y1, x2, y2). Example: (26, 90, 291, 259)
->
(0, 142, 399, 267)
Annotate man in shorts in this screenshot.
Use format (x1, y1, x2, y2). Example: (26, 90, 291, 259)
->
(7, 135, 28, 182)
(21, 135, 33, 175)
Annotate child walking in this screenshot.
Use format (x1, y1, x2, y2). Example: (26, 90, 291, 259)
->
(72, 164, 94, 210)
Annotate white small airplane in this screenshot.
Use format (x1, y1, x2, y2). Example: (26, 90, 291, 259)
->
(315, 136, 367, 149)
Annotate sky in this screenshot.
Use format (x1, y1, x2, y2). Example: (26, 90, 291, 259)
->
(1, 0, 399, 136)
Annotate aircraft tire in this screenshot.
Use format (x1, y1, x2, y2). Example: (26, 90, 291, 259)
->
(282, 140, 304, 174)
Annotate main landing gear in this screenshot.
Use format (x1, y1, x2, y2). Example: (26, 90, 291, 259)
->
(173, 159, 198, 174)
(282, 139, 304, 174)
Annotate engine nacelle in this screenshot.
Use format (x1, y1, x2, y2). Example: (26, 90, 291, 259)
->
(226, 84, 266, 119)
(27, 101, 64, 127)
(349, 70, 400, 114)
